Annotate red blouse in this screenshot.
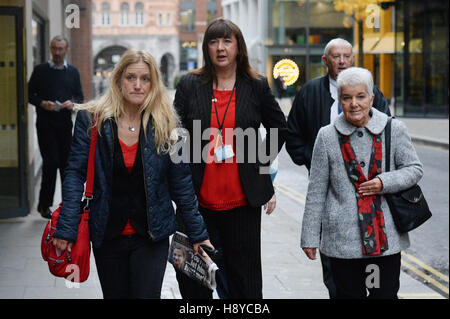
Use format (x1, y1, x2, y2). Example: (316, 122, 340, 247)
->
(198, 89, 248, 211)
(119, 138, 138, 236)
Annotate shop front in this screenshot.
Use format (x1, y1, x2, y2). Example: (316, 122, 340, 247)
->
(266, 0, 352, 94)
(393, 0, 449, 117)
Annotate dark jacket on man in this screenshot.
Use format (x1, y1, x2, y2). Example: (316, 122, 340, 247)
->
(286, 75, 391, 171)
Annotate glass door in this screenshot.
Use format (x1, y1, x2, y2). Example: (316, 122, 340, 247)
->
(0, 7, 27, 218)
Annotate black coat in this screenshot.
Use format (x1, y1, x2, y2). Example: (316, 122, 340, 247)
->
(285, 75, 391, 171)
(174, 73, 288, 207)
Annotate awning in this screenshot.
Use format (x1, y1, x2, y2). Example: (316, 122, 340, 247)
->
(371, 32, 395, 54)
(352, 35, 379, 54)
(352, 32, 397, 54)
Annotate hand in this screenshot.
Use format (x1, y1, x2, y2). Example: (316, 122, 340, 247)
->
(52, 238, 73, 252)
(302, 247, 317, 260)
(263, 194, 276, 215)
(61, 100, 74, 110)
(359, 177, 383, 196)
(193, 239, 215, 257)
(40, 100, 56, 111)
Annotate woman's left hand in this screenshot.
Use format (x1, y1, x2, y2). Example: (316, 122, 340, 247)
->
(359, 177, 383, 196)
(264, 194, 276, 215)
(193, 239, 215, 257)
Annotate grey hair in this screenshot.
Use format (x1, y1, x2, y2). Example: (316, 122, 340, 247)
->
(323, 38, 352, 56)
(50, 35, 69, 48)
(337, 67, 374, 97)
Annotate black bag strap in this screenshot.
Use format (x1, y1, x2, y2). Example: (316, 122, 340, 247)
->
(385, 117, 393, 172)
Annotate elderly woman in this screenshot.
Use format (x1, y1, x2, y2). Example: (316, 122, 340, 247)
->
(51, 49, 212, 299)
(301, 67, 423, 299)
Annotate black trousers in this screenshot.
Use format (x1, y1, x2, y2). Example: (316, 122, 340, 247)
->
(36, 121, 72, 208)
(176, 205, 263, 299)
(328, 253, 401, 299)
(93, 235, 169, 299)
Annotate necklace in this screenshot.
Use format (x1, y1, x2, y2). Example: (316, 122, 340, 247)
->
(121, 113, 139, 133)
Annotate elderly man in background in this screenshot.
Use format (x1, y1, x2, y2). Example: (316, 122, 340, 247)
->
(285, 38, 391, 298)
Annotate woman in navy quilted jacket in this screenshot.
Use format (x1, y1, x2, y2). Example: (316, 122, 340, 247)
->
(52, 49, 212, 299)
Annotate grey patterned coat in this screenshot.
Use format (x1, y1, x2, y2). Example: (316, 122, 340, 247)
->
(300, 108, 423, 259)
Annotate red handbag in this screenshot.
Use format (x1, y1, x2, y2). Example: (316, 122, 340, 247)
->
(41, 122, 98, 283)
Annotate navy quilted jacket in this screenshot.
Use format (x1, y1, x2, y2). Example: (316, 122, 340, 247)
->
(53, 110, 208, 248)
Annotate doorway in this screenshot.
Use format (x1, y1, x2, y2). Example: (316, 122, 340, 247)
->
(0, 6, 27, 218)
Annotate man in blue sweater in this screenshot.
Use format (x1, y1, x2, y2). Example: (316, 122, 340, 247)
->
(28, 35, 84, 219)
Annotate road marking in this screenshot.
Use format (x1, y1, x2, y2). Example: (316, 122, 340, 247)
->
(401, 259, 449, 295)
(398, 293, 446, 299)
(274, 182, 306, 199)
(274, 185, 305, 205)
(402, 251, 449, 283)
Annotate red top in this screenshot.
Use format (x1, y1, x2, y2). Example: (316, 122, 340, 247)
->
(198, 89, 248, 211)
(119, 138, 139, 236)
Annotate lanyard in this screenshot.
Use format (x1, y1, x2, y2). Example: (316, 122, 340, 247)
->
(212, 84, 236, 136)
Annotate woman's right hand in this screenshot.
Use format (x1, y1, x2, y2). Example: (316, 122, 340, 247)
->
(302, 247, 317, 260)
(52, 238, 73, 252)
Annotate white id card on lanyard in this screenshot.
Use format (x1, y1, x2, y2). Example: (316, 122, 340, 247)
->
(212, 85, 236, 162)
(214, 132, 235, 162)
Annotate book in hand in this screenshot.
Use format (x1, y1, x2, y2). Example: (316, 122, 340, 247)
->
(169, 231, 219, 290)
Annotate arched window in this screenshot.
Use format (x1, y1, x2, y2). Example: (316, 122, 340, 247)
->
(120, 2, 130, 26)
(101, 2, 111, 26)
(135, 2, 144, 26)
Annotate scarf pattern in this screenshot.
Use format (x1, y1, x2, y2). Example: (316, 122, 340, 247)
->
(338, 133, 388, 256)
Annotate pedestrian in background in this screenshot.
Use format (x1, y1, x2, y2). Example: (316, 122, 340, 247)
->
(301, 67, 423, 299)
(51, 49, 212, 299)
(174, 18, 287, 299)
(28, 35, 84, 219)
(285, 38, 391, 298)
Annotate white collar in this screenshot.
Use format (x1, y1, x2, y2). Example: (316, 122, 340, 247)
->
(48, 60, 68, 70)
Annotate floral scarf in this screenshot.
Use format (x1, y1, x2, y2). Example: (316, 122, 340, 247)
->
(338, 133, 388, 256)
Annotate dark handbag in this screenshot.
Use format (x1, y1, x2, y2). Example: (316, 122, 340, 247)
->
(41, 121, 98, 282)
(384, 117, 432, 233)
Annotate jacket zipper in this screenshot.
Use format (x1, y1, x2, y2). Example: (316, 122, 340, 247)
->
(140, 137, 154, 239)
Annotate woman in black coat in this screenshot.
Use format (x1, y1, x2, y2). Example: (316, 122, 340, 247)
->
(173, 18, 288, 299)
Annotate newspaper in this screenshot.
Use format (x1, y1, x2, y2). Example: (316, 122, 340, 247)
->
(169, 231, 219, 290)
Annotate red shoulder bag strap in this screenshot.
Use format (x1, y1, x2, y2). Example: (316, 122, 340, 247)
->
(84, 119, 98, 201)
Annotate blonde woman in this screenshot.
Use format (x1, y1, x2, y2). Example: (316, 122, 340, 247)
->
(52, 49, 212, 299)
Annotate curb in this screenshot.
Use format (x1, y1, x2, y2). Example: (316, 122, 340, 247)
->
(410, 135, 449, 150)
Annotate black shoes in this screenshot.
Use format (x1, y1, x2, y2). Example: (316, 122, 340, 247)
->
(37, 204, 52, 219)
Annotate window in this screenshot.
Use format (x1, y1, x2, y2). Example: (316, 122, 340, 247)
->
(207, 0, 217, 24)
(101, 2, 111, 26)
(158, 13, 163, 26)
(92, 3, 96, 26)
(120, 2, 130, 26)
(135, 2, 144, 26)
(180, 1, 195, 32)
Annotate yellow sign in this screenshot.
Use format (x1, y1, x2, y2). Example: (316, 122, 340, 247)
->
(273, 59, 299, 86)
